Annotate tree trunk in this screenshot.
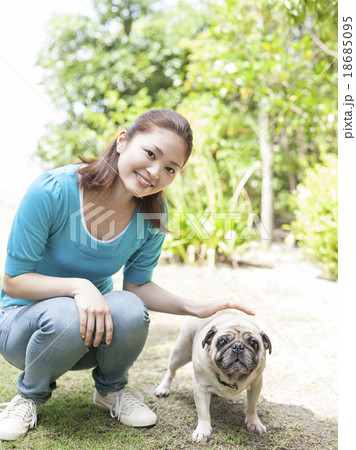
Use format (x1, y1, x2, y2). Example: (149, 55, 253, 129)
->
(280, 128, 297, 192)
(258, 98, 274, 248)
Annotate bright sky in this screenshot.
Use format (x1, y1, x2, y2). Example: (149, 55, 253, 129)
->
(0, 0, 93, 206)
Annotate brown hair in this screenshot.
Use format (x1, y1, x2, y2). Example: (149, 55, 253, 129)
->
(77, 109, 193, 230)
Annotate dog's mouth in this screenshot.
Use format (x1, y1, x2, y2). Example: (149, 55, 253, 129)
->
(229, 358, 254, 375)
(217, 357, 251, 374)
(217, 349, 258, 374)
(231, 359, 247, 371)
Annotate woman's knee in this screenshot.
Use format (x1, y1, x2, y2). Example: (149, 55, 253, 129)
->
(104, 291, 150, 338)
(37, 297, 82, 341)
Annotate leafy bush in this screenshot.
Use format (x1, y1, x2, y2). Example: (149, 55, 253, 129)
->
(289, 155, 338, 279)
(163, 96, 264, 263)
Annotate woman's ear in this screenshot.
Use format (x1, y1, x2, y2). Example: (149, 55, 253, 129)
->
(116, 130, 126, 154)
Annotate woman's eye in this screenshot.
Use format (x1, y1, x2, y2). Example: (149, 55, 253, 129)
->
(146, 150, 155, 158)
(166, 167, 175, 175)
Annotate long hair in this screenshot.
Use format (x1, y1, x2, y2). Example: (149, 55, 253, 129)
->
(77, 109, 193, 230)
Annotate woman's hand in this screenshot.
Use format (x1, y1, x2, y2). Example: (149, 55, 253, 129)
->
(73, 279, 113, 347)
(191, 299, 255, 319)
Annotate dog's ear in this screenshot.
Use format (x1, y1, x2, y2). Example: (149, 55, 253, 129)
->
(261, 332, 272, 354)
(202, 326, 217, 349)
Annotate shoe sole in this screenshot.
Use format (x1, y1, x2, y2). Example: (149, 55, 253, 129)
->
(120, 416, 157, 427)
(0, 430, 28, 441)
(93, 400, 156, 427)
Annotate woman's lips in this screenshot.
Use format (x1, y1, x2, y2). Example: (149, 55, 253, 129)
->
(135, 172, 152, 188)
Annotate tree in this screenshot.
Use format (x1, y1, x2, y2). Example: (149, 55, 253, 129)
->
(36, 0, 206, 166)
(177, 0, 337, 240)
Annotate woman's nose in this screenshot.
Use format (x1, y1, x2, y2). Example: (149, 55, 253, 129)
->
(147, 163, 160, 179)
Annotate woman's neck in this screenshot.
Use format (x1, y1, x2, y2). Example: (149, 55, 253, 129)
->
(86, 180, 137, 212)
(82, 182, 137, 241)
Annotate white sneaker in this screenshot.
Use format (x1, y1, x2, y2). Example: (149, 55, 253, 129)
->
(93, 387, 157, 427)
(0, 395, 41, 441)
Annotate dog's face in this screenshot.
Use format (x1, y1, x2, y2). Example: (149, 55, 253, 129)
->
(202, 322, 271, 377)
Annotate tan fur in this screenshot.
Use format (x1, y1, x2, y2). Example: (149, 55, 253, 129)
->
(155, 310, 271, 443)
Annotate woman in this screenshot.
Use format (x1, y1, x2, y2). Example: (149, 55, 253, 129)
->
(0, 109, 253, 441)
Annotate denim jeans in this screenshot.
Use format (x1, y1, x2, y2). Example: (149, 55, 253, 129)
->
(0, 291, 150, 404)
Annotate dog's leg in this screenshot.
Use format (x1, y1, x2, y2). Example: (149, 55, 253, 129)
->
(191, 375, 212, 443)
(155, 323, 195, 397)
(245, 374, 266, 433)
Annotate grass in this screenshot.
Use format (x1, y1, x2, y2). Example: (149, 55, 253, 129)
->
(0, 312, 337, 449)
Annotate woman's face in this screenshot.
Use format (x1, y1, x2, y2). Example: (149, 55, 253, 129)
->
(116, 127, 187, 198)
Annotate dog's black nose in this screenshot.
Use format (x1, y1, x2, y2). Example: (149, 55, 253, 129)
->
(232, 343, 244, 354)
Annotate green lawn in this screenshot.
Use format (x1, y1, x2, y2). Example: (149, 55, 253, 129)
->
(0, 312, 337, 449)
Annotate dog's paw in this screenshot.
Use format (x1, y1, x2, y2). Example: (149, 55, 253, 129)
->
(192, 423, 212, 443)
(245, 415, 267, 433)
(154, 384, 170, 398)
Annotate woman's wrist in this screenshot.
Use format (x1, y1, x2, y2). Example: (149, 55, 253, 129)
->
(71, 278, 93, 297)
(181, 298, 202, 317)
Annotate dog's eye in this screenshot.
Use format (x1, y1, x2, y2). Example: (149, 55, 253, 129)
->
(249, 339, 259, 350)
(217, 338, 227, 348)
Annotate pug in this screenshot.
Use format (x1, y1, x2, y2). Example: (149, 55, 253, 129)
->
(155, 309, 272, 443)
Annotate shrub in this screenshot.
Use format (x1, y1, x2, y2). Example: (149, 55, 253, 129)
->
(290, 155, 338, 279)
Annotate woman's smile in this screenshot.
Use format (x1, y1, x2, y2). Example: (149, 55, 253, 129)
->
(135, 171, 153, 188)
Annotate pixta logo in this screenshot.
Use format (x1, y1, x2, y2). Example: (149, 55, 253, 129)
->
(70, 203, 117, 249)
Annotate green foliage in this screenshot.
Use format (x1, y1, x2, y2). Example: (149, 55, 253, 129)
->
(289, 155, 338, 279)
(35, 0, 337, 265)
(284, 0, 337, 45)
(163, 93, 263, 261)
(36, 1, 205, 164)
(181, 0, 337, 223)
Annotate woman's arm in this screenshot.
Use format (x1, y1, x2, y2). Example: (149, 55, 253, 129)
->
(3, 273, 113, 347)
(123, 279, 255, 318)
(4, 272, 85, 301)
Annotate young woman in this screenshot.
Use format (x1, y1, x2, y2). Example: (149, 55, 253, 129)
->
(0, 109, 253, 441)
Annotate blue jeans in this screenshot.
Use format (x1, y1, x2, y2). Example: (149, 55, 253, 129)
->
(0, 291, 150, 404)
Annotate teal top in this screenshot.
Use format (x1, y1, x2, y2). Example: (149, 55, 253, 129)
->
(1, 164, 167, 308)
